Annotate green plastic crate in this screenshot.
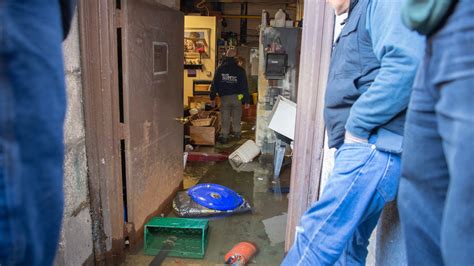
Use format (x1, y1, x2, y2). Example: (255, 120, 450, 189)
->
(144, 217, 209, 259)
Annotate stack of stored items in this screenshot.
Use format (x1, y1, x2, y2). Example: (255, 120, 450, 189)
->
(185, 111, 220, 145)
(187, 95, 220, 110)
(173, 183, 252, 218)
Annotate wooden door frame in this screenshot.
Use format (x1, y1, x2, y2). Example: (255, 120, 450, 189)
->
(285, 1, 335, 250)
(79, 0, 334, 259)
(78, 0, 125, 263)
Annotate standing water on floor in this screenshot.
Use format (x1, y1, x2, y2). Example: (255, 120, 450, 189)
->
(124, 119, 291, 265)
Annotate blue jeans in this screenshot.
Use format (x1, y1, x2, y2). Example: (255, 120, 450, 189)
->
(0, 1, 66, 265)
(283, 141, 401, 265)
(398, 1, 474, 265)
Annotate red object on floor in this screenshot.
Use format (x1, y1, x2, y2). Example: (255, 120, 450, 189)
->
(242, 104, 257, 118)
(186, 151, 229, 162)
(224, 242, 258, 265)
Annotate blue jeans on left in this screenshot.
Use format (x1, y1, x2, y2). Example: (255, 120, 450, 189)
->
(282, 141, 401, 265)
(0, 1, 66, 265)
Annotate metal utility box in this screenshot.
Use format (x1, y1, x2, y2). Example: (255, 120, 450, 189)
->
(256, 26, 302, 153)
(265, 53, 288, 79)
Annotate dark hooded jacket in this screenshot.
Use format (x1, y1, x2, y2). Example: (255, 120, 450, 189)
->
(210, 57, 251, 104)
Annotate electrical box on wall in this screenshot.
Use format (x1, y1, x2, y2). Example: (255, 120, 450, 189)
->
(257, 26, 302, 153)
(265, 53, 288, 79)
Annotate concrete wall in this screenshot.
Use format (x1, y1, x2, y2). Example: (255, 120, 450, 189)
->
(55, 14, 94, 266)
(376, 202, 407, 266)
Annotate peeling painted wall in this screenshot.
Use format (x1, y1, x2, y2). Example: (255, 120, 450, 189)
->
(54, 13, 94, 266)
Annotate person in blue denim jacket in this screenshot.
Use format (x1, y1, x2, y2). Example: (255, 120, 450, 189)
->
(282, 0, 425, 265)
(398, 0, 474, 265)
(0, 0, 75, 265)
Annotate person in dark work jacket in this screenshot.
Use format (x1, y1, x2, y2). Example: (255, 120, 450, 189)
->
(0, 1, 76, 265)
(398, 0, 474, 265)
(210, 48, 250, 144)
(283, 0, 424, 265)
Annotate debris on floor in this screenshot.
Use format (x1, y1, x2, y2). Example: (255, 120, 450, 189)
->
(125, 117, 288, 265)
(262, 213, 288, 246)
(185, 144, 194, 151)
(144, 217, 209, 259)
(224, 242, 258, 265)
(188, 183, 243, 210)
(228, 159, 260, 173)
(185, 111, 220, 146)
(148, 236, 177, 266)
(183, 152, 188, 168)
(228, 140, 260, 163)
(186, 151, 229, 162)
(173, 184, 252, 218)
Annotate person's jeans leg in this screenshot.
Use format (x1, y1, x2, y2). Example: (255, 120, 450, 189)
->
(220, 95, 232, 138)
(398, 57, 447, 266)
(436, 77, 474, 265)
(335, 209, 382, 266)
(399, 2, 474, 265)
(282, 143, 400, 266)
(336, 149, 400, 266)
(0, 143, 14, 265)
(0, 1, 66, 265)
(231, 96, 242, 135)
(432, 2, 474, 263)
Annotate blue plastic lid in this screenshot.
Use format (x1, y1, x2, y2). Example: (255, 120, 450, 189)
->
(188, 183, 244, 211)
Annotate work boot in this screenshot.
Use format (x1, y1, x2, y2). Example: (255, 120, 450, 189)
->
(218, 136, 228, 144)
(234, 132, 241, 140)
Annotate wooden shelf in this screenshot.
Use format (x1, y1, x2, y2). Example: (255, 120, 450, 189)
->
(184, 64, 203, 70)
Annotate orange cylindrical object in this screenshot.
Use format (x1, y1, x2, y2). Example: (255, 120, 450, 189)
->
(224, 242, 258, 265)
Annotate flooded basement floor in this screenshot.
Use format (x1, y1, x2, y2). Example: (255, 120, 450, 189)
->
(124, 120, 291, 265)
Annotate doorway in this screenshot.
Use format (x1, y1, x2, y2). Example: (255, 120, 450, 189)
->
(79, 0, 184, 263)
(79, 0, 333, 264)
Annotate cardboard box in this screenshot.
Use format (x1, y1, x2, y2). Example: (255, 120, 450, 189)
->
(186, 111, 220, 146)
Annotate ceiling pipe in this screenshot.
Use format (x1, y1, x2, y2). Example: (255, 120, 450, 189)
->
(221, 15, 261, 19)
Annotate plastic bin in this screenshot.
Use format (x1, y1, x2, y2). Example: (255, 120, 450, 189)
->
(144, 217, 209, 259)
(228, 140, 260, 164)
(252, 92, 258, 104)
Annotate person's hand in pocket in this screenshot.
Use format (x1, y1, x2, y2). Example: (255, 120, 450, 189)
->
(344, 131, 368, 144)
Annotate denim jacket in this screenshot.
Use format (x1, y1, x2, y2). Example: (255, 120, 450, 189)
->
(324, 0, 425, 152)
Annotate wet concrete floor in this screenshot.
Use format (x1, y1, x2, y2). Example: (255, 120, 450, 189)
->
(124, 119, 290, 265)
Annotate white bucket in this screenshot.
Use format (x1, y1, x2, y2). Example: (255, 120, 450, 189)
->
(229, 140, 261, 164)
